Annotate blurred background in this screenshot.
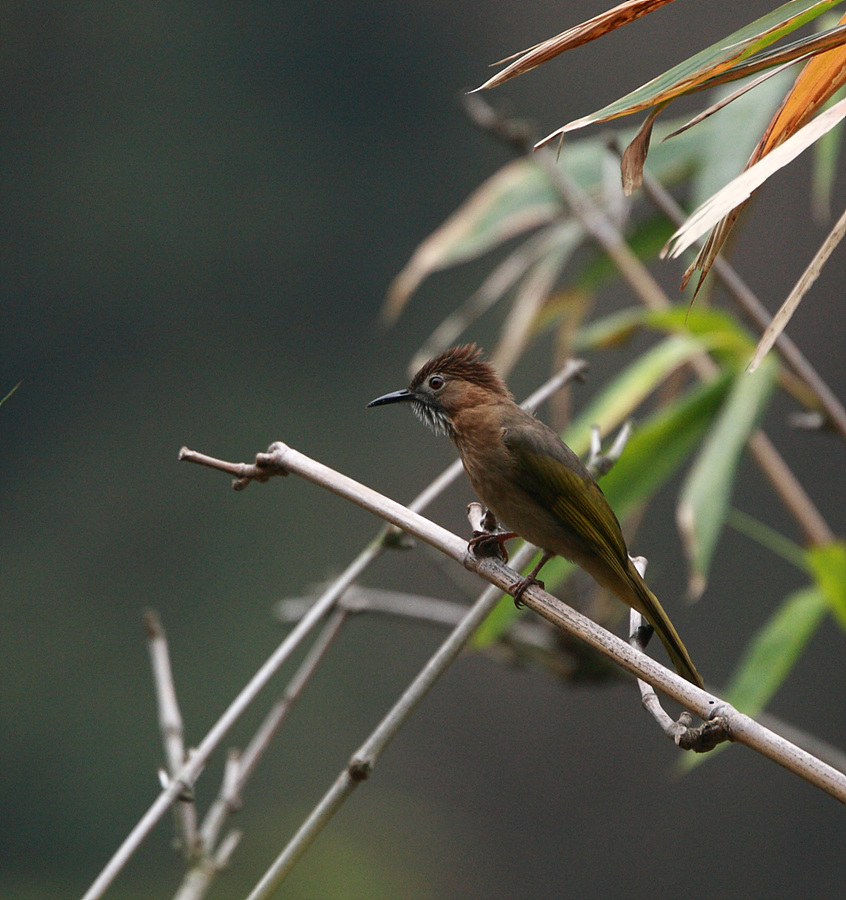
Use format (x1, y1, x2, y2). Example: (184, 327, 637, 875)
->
(3, 2, 845, 898)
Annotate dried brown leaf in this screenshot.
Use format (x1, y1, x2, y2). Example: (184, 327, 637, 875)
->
(684, 12, 846, 291)
(474, 0, 678, 92)
(621, 105, 665, 194)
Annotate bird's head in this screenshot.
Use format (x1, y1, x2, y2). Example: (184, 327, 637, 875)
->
(367, 344, 511, 437)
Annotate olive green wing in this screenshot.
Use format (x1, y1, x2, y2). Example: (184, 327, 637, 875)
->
(503, 422, 630, 577)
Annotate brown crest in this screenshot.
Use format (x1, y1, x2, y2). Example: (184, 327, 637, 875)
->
(410, 344, 511, 398)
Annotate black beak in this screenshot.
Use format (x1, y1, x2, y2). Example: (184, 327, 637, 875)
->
(367, 388, 413, 408)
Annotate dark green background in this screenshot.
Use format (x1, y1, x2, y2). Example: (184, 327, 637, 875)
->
(3, 2, 845, 898)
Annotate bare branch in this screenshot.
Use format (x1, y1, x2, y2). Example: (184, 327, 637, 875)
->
(244, 540, 539, 900)
(86, 360, 590, 899)
(143, 610, 198, 855)
(219, 441, 846, 802)
(629, 609, 729, 752)
(748, 202, 846, 373)
(81, 534, 383, 900)
(586, 420, 633, 477)
(173, 610, 349, 900)
(219, 440, 846, 898)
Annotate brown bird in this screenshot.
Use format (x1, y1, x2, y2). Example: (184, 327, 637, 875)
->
(368, 344, 703, 687)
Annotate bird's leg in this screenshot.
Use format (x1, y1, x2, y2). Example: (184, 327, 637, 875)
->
(466, 503, 517, 563)
(511, 552, 553, 608)
(467, 529, 519, 563)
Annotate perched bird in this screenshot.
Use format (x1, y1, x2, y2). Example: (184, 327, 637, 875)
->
(368, 344, 703, 688)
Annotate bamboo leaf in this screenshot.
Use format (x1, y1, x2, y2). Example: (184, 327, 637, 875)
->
(383, 158, 562, 322)
(725, 586, 828, 716)
(576, 304, 755, 368)
(680, 584, 828, 773)
(536, 0, 845, 146)
(726, 508, 807, 570)
(565, 334, 715, 454)
(680, 13, 846, 289)
(664, 95, 846, 258)
(0, 381, 22, 408)
(677, 359, 779, 600)
(806, 540, 846, 629)
(687, 68, 798, 208)
(475, 0, 678, 92)
(596, 375, 733, 521)
(811, 102, 845, 216)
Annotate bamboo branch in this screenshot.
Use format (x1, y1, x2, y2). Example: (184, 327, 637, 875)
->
(172, 610, 349, 900)
(80, 536, 382, 900)
(183, 440, 846, 812)
(143, 610, 198, 855)
(81, 360, 588, 900)
(247, 539, 539, 900)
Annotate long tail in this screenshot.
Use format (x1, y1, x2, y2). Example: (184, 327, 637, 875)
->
(625, 560, 704, 688)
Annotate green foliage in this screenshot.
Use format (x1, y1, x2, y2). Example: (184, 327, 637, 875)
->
(726, 586, 829, 717)
(807, 540, 846, 629)
(677, 358, 779, 598)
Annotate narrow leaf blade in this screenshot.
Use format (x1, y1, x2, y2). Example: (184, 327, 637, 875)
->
(665, 95, 846, 258)
(806, 540, 846, 629)
(677, 359, 778, 599)
(537, 0, 844, 145)
(383, 158, 561, 321)
(475, 0, 678, 92)
(725, 586, 828, 716)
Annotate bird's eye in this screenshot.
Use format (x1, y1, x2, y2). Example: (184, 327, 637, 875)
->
(428, 375, 445, 390)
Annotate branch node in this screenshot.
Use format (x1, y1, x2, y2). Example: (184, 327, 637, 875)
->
(676, 716, 731, 753)
(348, 756, 373, 782)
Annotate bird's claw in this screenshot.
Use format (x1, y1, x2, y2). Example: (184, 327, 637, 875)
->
(511, 575, 544, 608)
(467, 530, 518, 563)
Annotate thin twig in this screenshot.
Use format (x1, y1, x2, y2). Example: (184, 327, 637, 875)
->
(143, 610, 198, 855)
(80, 535, 383, 900)
(245, 542, 539, 900)
(748, 202, 846, 373)
(82, 360, 589, 900)
(629, 609, 727, 753)
(173, 610, 349, 900)
(276, 586, 474, 629)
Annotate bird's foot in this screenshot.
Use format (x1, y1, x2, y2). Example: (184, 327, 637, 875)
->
(510, 574, 544, 608)
(467, 530, 518, 563)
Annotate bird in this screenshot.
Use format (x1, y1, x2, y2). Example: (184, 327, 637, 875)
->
(368, 344, 703, 688)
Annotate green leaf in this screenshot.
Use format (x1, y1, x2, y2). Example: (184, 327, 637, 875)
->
(726, 587, 828, 716)
(806, 541, 846, 629)
(811, 84, 846, 218)
(597, 375, 733, 522)
(384, 158, 562, 321)
(0, 381, 22, 408)
(565, 334, 717, 454)
(689, 69, 798, 208)
(726, 507, 807, 570)
(677, 359, 778, 599)
(577, 304, 755, 371)
(680, 584, 828, 774)
(644, 307, 756, 368)
(539, 0, 845, 141)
